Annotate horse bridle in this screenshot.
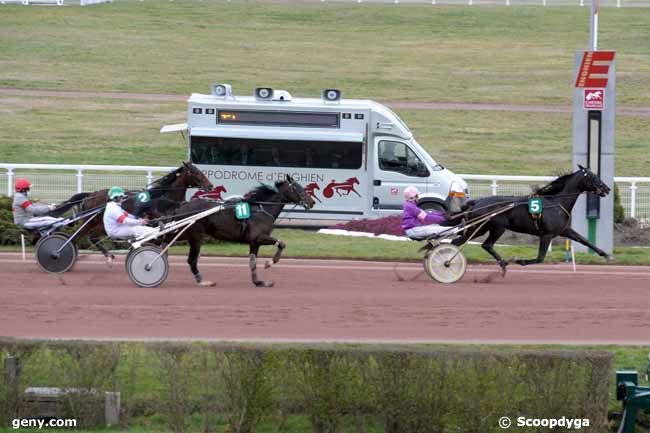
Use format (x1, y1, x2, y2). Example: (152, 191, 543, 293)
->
(282, 180, 312, 208)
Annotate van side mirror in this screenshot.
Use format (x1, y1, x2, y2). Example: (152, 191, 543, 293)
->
(416, 162, 429, 178)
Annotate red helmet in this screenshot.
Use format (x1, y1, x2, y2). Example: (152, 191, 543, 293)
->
(15, 178, 32, 191)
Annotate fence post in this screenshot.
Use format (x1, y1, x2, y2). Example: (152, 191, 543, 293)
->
(76, 169, 84, 193)
(630, 182, 637, 219)
(7, 168, 14, 197)
(4, 356, 20, 420)
(491, 179, 498, 196)
(104, 392, 121, 426)
(146, 170, 154, 187)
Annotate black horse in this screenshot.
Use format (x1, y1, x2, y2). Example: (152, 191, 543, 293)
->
(50, 162, 213, 261)
(162, 175, 315, 287)
(449, 165, 611, 275)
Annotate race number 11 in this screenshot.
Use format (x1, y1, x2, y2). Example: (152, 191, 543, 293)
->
(528, 198, 543, 215)
(235, 202, 251, 220)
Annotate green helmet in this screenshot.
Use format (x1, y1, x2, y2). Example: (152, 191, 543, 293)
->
(108, 186, 126, 200)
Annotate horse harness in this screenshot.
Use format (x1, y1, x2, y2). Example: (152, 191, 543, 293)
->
(528, 195, 572, 235)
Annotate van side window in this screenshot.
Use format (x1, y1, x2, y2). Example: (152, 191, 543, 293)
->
(378, 141, 428, 177)
(190, 136, 362, 169)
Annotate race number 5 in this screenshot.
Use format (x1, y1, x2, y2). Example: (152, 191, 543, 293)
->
(235, 202, 251, 220)
(528, 197, 543, 215)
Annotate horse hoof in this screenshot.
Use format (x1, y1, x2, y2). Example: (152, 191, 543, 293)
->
(198, 280, 216, 287)
(264, 260, 272, 269)
(254, 281, 274, 288)
(106, 256, 114, 269)
(606, 254, 615, 262)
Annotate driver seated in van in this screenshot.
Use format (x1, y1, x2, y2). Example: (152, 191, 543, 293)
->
(379, 142, 399, 170)
(402, 186, 448, 239)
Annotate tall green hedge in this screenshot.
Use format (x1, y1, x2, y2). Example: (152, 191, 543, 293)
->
(0, 340, 612, 433)
(613, 184, 626, 224)
(0, 196, 21, 246)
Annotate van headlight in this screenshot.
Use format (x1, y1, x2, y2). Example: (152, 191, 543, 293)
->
(449, 181, 466, 198)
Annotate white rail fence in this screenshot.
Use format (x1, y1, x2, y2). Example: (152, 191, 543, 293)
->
(2, 0, 649, 6)
(0, 0, 111, 5)
(1, 163, 649, 219)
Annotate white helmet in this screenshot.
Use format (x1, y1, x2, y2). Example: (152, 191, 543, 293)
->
(403, 186, 420, 201)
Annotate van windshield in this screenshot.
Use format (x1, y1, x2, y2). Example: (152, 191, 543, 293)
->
(190, 136, 363, 169)
(410, 138, 444, 171)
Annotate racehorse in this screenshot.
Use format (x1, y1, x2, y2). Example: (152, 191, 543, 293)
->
(160, 175, 315, 287)
(51, 162, 212, 262)
(447, 165, 611, 275)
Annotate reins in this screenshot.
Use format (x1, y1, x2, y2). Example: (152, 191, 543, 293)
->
(450, 191, 583, 220)
(147, 199, 303, 223)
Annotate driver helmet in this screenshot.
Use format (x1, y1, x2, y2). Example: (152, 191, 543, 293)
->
(15, 178, 32, 193)
(108, 186, 126, 201)
(403, 186, 420, 201)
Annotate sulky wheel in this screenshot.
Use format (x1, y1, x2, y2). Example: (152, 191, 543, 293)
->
(35, 234, 78, 274)
(424, 244, 467, 284)
(126, 245, 169, 288)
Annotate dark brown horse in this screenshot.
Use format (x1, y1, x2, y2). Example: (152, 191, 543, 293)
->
(449, 166, 611, 275)
(51, 162, 212, 262)
(161, 175, 315, 287)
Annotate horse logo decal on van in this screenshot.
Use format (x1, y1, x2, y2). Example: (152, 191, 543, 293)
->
(192, 185, 227, 200)
(323, 177, 361, 198)
(305, 183, 322, 202)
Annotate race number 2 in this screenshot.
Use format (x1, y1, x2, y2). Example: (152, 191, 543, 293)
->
(528, 198, 543, 215)
(235, 202, 251, 220)
(136, 191, 150, 203)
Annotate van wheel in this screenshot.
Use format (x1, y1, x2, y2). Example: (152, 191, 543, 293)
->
(419, 201, 446, 212)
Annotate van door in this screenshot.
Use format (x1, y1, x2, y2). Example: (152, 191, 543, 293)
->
(372, 138, 430, 211)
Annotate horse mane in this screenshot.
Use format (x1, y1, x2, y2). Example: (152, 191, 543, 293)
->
(534, 171, 574, 196)
(244, 182, 285, 203)
(148, 166, 182, 190)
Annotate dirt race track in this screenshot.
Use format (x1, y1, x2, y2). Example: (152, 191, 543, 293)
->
(1, 252, 650, 344)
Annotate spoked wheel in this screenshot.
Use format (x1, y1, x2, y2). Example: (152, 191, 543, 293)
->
(424, 244, 467, 284)
(35, 234, 78, 274)
(126, 246, 169, 288)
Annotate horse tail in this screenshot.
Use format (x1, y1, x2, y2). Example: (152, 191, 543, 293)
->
(50, 192, 91, 216)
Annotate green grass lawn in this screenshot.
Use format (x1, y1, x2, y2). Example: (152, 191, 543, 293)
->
(1, 2, 649, 106)
(1, 2, 649, 175)
(1, 97, 650, 175)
